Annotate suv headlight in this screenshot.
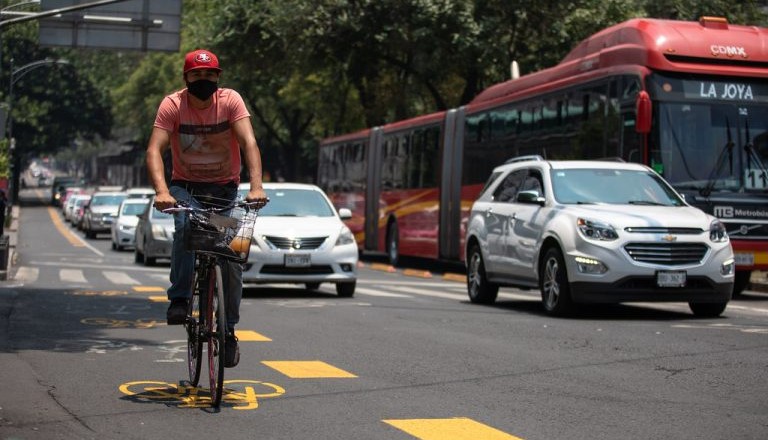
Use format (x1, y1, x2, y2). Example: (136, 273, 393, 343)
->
(577, 218, 618, 241)
(336, 225, 355, 246)
(710, 220, 728, 243)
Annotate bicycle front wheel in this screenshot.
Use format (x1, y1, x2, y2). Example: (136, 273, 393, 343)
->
(207, 264, 227, 407)
(186, 271, 203, 386)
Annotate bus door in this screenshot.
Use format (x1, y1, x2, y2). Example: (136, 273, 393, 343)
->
(439, 108, 465, 261)
(365, 128, 383, 251)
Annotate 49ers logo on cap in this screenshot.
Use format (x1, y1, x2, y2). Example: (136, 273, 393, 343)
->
(196, 52, 212, 63)
(184, 49, 222, 73)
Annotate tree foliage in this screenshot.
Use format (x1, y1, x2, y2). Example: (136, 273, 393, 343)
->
(3, 0, 766, 182)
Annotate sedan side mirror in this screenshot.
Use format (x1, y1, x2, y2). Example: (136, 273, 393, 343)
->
(517, 190, 545, 206)
(338, 208, 353, 220)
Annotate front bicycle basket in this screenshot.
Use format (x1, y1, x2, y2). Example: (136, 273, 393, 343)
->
(184, 207, 258, 263)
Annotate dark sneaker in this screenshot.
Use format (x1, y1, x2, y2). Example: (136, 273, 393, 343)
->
(225, 332, 240, 368)
(166, 298, 189, 325)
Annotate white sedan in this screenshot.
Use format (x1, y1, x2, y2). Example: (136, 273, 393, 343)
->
(239, 182, 358, 296)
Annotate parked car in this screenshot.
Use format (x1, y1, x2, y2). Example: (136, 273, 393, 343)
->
(81, 191, 128, 238)
(134, 196, 175, 266)
(238, 182, 358, 296)
(111, 198, 151, 251)
(64, 194, 91, 224)
(50, 175, 80, 206)
(125, 187, 155, 199)
(73, 197, 91, 230)
(464, 156, 735, 317)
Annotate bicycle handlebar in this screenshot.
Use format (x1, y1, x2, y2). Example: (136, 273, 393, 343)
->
(162, 198, 269, 214)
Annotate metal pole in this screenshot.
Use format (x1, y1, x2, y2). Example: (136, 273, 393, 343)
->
(0, 0, 130, 28)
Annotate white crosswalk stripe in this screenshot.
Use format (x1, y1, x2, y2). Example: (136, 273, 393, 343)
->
(60, 269, 87, 283)
(14, 266, 39, 283)
(102, 271, 141, 285)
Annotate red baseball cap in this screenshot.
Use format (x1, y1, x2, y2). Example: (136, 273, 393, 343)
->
(183, 49, 222, 73)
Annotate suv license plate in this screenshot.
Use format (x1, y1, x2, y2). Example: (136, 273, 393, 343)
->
(657, 270, 686, 287)
(285, 254, 311, 267)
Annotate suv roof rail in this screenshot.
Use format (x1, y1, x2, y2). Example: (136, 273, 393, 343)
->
(504, 155, 544, 164)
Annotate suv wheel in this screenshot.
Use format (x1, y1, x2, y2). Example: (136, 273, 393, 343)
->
(466, 244, 498, 304)
(540, 247, 574, 316)
(689, 301, 727, 317)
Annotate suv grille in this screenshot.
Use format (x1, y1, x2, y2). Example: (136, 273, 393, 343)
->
(624, 243, 708, 265)
(624, 227, 703, 234)
(264, 236, 327, 250)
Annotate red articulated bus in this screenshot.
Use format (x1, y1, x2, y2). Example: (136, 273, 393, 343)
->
(317, 17, 768, 294)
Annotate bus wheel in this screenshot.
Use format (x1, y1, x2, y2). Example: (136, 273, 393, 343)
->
(732, 270, 751, 297)
(387, 222, 399, 267)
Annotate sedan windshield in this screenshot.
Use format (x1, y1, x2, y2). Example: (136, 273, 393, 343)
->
(122, 202, 149, 216)
(550, 168, 685, 206)
(260, 189, 335, 217)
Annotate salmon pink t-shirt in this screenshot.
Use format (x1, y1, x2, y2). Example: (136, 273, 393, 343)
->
(154, 88, 250, 184)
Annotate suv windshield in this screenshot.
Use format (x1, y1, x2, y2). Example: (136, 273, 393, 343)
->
(550, 168, 684, 206)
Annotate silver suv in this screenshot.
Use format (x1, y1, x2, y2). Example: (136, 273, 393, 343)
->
(464, 156, 734, 317)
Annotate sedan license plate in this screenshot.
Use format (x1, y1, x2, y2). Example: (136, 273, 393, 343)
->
(657, 270, 686, 287)
(285, 254, 311, 267)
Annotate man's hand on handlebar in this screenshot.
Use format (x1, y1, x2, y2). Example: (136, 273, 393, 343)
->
(153, 192, 177, 212)
(246, 188, 269, 209)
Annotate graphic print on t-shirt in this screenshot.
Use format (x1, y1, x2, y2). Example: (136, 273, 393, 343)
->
(178, 120, 232, 179)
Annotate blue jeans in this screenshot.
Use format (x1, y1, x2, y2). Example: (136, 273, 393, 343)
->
(167, 182, 242, 329)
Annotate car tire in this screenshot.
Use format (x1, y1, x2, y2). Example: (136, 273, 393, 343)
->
(336, 282, 355, 297)
(305, 283, 321, 291)
(732, 270, 751, 297)
(689, 302, 727, 317)
(540, 247, 574, 316)
(466, 244, 498, 304)
(386, 221, 399, 267)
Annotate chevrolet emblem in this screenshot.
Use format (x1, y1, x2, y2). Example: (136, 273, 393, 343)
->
(661, 234, 677, 242)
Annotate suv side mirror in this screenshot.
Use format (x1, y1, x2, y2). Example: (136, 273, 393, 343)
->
(517, 190, 545, 206)
(338, 208, 353, 220)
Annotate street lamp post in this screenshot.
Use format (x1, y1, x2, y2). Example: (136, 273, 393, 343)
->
(5, 57, 69, 203)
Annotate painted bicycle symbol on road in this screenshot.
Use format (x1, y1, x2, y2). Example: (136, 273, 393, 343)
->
(119, 380, 286, 410)
(81, 318, 160, 329)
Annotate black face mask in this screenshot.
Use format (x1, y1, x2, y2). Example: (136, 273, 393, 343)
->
(186, 79, 218, 100)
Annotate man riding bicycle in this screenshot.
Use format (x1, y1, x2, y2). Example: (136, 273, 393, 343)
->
(146, 49, 268, 368)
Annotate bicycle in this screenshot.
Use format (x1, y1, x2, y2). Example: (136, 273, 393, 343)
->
(164, 196, 265, 407)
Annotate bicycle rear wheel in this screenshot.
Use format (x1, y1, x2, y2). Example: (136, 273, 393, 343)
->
(207, 264, 227, 407)
(186, 271, 203, 386)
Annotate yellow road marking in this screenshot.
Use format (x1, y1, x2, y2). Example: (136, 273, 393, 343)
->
(383, 418, 525, 440)
(235, 330, 272, 341)
(443, 273, 466, 283)
(134, 286, 166, 292)
(370, 263, 396, 273)
(403, 269, 432, 278)
(148, 296, 169, 302)
(47, 207, 84, 247)
(262, 360, 357, 378)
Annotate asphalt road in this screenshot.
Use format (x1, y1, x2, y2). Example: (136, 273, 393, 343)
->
(1, 188, 767, 440)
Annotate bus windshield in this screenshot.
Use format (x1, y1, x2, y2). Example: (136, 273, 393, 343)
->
(650, 75, 768, 193)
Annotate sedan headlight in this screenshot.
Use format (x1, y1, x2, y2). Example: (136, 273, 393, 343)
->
(576, 218, 618, 241)
(335, 225, 355, 246)
(710, 219, 728, 243)
(151, 225, 171, 240)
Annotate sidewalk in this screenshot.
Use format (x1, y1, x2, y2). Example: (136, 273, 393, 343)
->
(0, 204, 19, 280)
